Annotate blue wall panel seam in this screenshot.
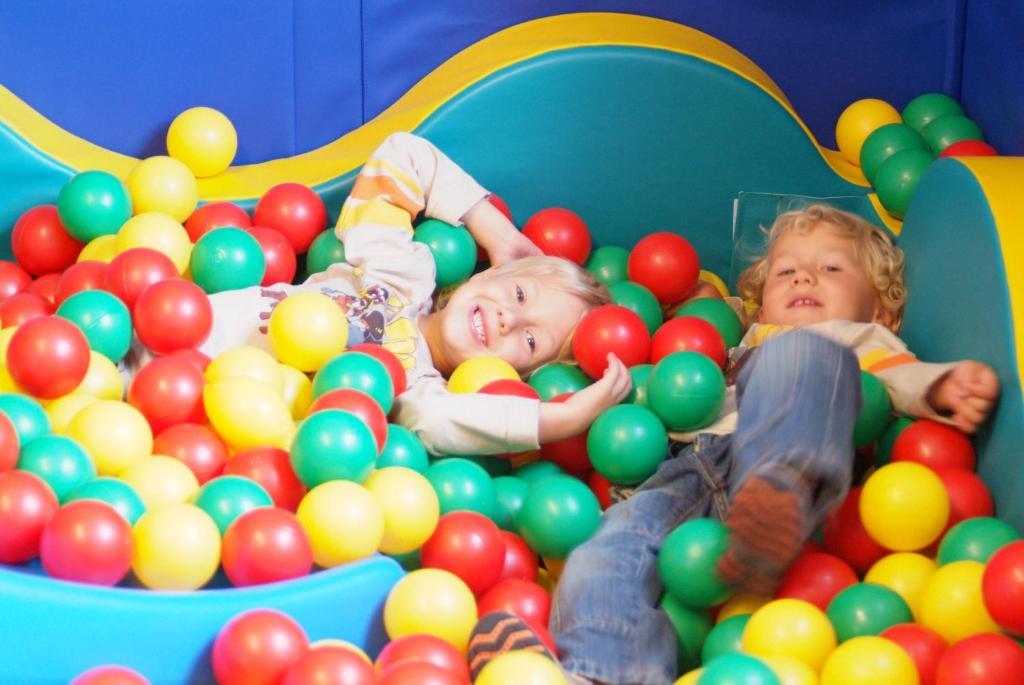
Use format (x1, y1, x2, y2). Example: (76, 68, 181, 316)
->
(360, 0, 366, 124)
(948, 0, 968, 101)
(291, 0, 298, 156)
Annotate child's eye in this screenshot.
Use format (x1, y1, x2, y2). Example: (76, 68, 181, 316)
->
(823, 265, 841, 272)
(526, 332, 536, 352)
(515, 285, 526, 304)
(777, 268, 794, 276)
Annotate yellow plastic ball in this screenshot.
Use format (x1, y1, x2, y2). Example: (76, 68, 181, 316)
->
(743, 598, 837, 672)
(698, 269, 730, 298)
(205, 346, 284, 394)
(0, 365, 21, 394)
(364, 466, 440, 555)
(308, 639, 371, 664)
(383, 568, 477, 653)
(66, 400, 153, 476)
(296, 480, 385, 567)
(115, 211, 193, 274)
(674, 670, 703, 685)
(166, 106, 238, 178)
(835, 99, 903, 166)
(919, 559, 999, 643)
(475, 650, 568, 685)
(131, 502, 220, 590)
(820, 635, 918, 685)
(860, 461, 949, 551)
(46, 394, 98, 434)
(71, 351, 124, 400)
(0, 327, 17, 356)
(127, 156, 199, 222)
(279, 363, 313, 419)
(78, 234, 119, 263)
(764, 656, 818, 685)
(717, 593, 771, 623)
(447, 356, 520, 394)
(120, 455, 200, 509)
(865, 552, 937, 621)
(268, 292, 348, 372)
(203, 378, 294, 451)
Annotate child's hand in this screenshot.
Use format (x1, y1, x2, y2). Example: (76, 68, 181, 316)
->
(462, 198, 542, 266)
(926, 361, 1000, 433)
(538, 354, 632, 443)
(486, 228, 543, 266)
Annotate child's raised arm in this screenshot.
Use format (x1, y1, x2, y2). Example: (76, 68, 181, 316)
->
(925, 360, 1000, 433)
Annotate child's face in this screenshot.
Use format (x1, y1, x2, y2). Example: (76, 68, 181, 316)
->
(758, 224, 885, 328)
(438, 271, 590, 375)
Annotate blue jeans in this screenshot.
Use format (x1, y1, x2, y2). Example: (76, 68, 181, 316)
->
(551, 330, 861, 684)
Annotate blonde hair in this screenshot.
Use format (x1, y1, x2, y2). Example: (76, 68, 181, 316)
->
(737, 204, 906, 330)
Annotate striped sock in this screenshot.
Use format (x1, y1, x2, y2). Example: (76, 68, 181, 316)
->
(468, 612, 558, 681)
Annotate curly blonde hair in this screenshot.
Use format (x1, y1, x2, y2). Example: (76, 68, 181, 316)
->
(737, 204, 906, 330)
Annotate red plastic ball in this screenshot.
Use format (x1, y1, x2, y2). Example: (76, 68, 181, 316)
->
(375, 633, 471, 684)
(983, 540, 1024, 636)
(420, 510, 506, 595)
(0, 260, 32, 305)
(479, 378, 540, 400)
(104, 247, 179, 309)
(0, 412, 19, 472)
(774, 551, 858, 611)
(349, 343, 407, 396)
(650, 316, 726, 368)
(935, 467, 993, 531)
(154, 423, 228, 485)
(379, 661, 465, 685)
(572, 304, 651, 378)
(539, 393, 590, 475)
(132, 277, 213, 354)
(168, 347, 212, 372)
(128, 356, 207, 434)
(222, 507, 313, 587)
(881, 623, 947, 685)
(281, 646, 377, 685)
(938, 140, 998, 158)
(184, 201, 252, 242)
(26, 273, 61, 306)
(248, 225, 298, 286)
(0, 470, 59, 563)
(822, 486, 888, 574)
(892, 420, 976, 471)
(935, 633, 1024, 685)
(224, 447, 307, 512)
(521, 208, 591, 265)
(39, 500, 133, 586)
(627, 232, 700, 304)
(587, 470, 613, 510)
(253, 183, 327, 254)
(70, 665, 151, 685)
(497, 530, 539, 583)
(55, 260, 109, 305)
(308, 388, 388, 453)
(0, 291, 54, 328)
(6, 315, 90, 398)
(478, 578, 552, 629)
(212, 609, 309, 685)
(12, 205, 84, 276)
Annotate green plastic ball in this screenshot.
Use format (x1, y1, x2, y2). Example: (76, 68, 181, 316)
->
(937, 516, 1021, 565)
(425, 457, 497, 520)
(414, 219, 476, 288)
(57, 170, 133, 242)
(527, 363, 591, 401)
(190, 226, 266, 294)
(701, 614, 752, 664)
(626, 363, 654, 406)
(0, 393, 50, 445)
(676, 298, 743, 349)
(516, 474, 601, 559)
(512, 460, 565, 487)
(194, 475, 274, 534)
(854, 371, 891, 449)
(874, 416, 914, 467)
(306, 229, 347, 274)
(901, 93, 964, 133)
(921, 114, 985, 154)
(586, 245, 630, 285)
(658, 517, 731, 607)
(699, 652, 779, 685)
(493, 475, 529, 531)
(609, 281, 662, 335)
(67, 477, 147, 524)
(874, 148, 934, 218)
(388, 549, 421, 571)
(587, 404, 667, 485)
(860, 123, 929, 186)
(826, 582, 913, 642)
(56, 289, 133, 363)
(312, 351, 394, 412)
(290, 409, 378, 487)
(376, 424, 429, 473)
(662, 593, 713, 673)
(647, 351, 726, 432)
(17, 435, 95, 503)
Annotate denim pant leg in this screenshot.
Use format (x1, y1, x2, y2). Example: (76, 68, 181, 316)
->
(730, 329, 862, 522)
(550, 434, 731, 685)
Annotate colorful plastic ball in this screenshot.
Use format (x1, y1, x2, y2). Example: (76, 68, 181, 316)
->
(479, 577, 552, 632)
(937, 516, 1020, 565)
(677, 669, 704, 684)
(55, 289, 132, 363)
(860, 123, 929, 185)
(0, 392, 51, 445)
(902, 93, 963, 133)
(378, 424, 429, 472)
(627, 232, 700, 304)
(823, 486, 888, 574)
(702, 619, 750, 675)
(375, 633, 471, 683)
(189, 227, 266, 293)
(875, 417, 914, 467)
(279, 362, 313, 418)
(309, 388, 387, 453)
(874, 148, 935, 218)
(528, 363, 591, 400)
(185, 201, 252, 241)
(983, 540, 1024, 636)
(742, 598, 836, 672)
(304, 230, 346, 276)
(27, 272, 61, 305)
(104, 247, 179, 309)
(919, 560, 1000, 643)
(0, 290, 52, 328)
(166, 106, 237, 177)
(475, 650, 567, 684)
(716, 594, 770, 625)
(651, 316, 726, 368)
(379, 661, 465, 685)
(661, 593, 712, 672)
(587, 403, 667, 485)
(17, 434, 95, 503)
(513, 460, 565, 487)
(253, 182, 327, 254)
(536, 393, 590, 475)
(414, 219, 477, 288)
(70, 665, 150, 685)
(40, 499, 132, 585)
(426, 457, 497, 519)
(835, 98, 903, 165)
(522, 207, 591, 265)
(363, 466, 439, 555)
(854, 371, 891, 448)
(517, 475, 601, 560)
(133, 277, 213, 354)
(0, 411, 17, 472)
(607, 281, 662, 337)
(12, 205, 84, 276)
(864, 553, 936, 621)
(205, 345, 284, 393)
(246, 225, 297, 286)
(6, 315, 90, 398)
(499, 529, 539, 582)
(676, 298, 743, 349)
(935, 633, 1024, 685)
(937, 139, 998, 157)
(64, 399, 150, 475)
(204, 377, 293, 451)
(78, 235, 118, 263)
(55, 260, 107, 306)
(57, 171, 133, 243)
(221, 506, 312, 587)
(921, 115, 984, 154)
(290, 409, 377, 486)
(296, 480, 384, 566)
(126, 156, 198, 222)
(935, 468, 993, 531)
(572, 304, 652, 378)
(120, 455, 201, 509)
(212, 608, 309, 685)
(115, 212, 192, 274)
(268, 291, 348, 371)
(312, 351, 395, 412)
(586, 245, 630, 285)
(891, 419, 975, 471)
(384, 567, 478, 652)
(0, 260, 31, 306)
(647, 350, 726, 432)
(820, 635, 918, 685)
(348, 343, 406, 396)
(699, 653, 779, 685)
(224, 446, 306, 511)
(74, 351, 125, 400)
(447, 355, 519, 394)
(67, 476, 146, 525)
(658, 517, 731, 607)
(131, 502, 220, 590)
(880, 623, 947, 685)
(420, 510, 505, 595)
(127, 356, 206, 433)
(826, 582, 913, 642)
(860, 462, 949, 551)
(279, 645, 376, 685)
(0, 469, 59, 563)
(761, 656, 817, 685)
(775, 551, 858, 612)
(193, 474, 274, 534)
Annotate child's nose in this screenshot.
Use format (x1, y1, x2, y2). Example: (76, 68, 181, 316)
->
(792, 268, 815, 284)
(498, 308, 517, 333)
